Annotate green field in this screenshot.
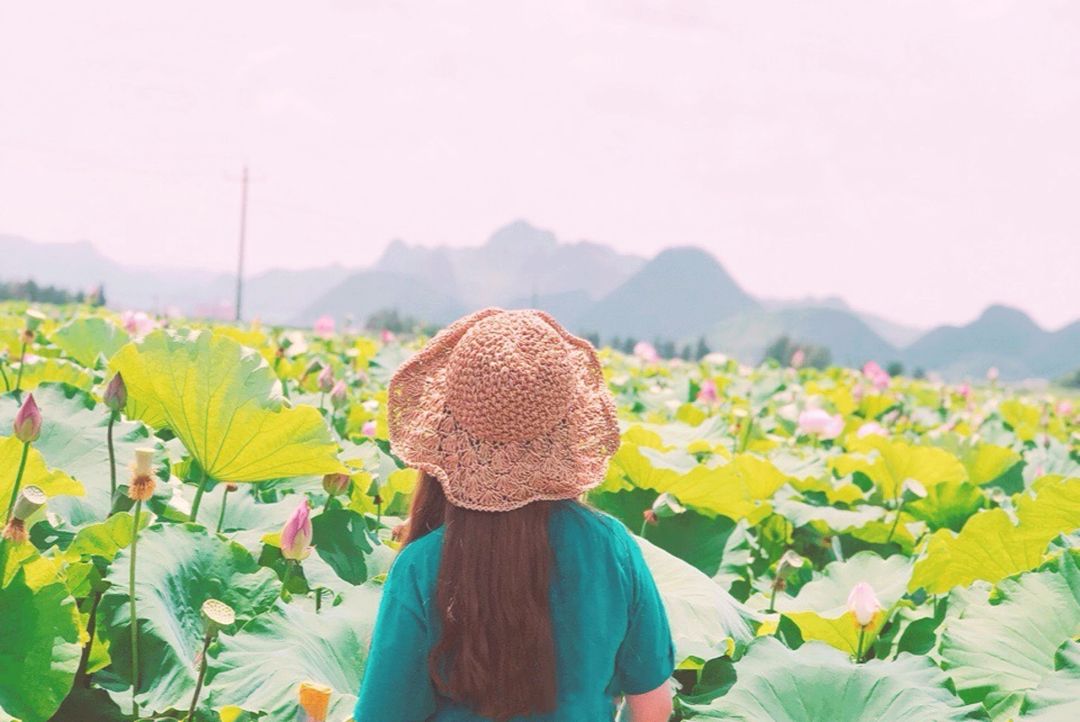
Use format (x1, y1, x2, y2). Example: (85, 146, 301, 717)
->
(1, 304, 1078, 721)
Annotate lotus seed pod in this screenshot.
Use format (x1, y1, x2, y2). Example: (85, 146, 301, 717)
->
(128, 448, 157, 501)
(24, 308, 46, 332)
(13, 393, 42, 444)
(322, 472, 350, 497)
(12, 485, 47, 521)
(103, 372, 127, 412)
(651, 492, 685, 519)
(298, 681, 332, 722)
(777, 550, 805, 578)
(201, 598, 236, 635)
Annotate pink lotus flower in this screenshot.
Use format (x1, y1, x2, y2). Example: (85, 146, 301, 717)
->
(317, 365, 335, 393)
(120, 310, 156, 339)
(633, 341, 659, 363)
(313, 315, 335, 339)
(797, 408, 844, 440)
(330, 380, 348, 409)
(862, 361, 890, 391)
(856, 421, 886, 438)
(847, 582, 882, 628)
(956, 383, 972, 400)
(986, 366, 999, 382)
(361, 420, 377, 437)
(697, 378, 718, 404)
(280, 502, 313, 561)
(1057, 400, 1073, 417)
(103, 372, 127, 412)
(380, 329, 396, 343)
(13, 394, 42, 443)
(790, 349, 805, 369)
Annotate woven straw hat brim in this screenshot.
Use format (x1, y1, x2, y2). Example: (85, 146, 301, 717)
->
(387, 307, 621, 512)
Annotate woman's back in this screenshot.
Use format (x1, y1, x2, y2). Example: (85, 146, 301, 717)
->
(355, 501, 674, 721)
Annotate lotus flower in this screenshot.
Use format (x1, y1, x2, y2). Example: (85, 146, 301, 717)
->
(956, 383, 972, 400)
(361, 420, 377, 437)
(846, 582, 882, 628)
(281, 502, 313, 560)
(633, 341, 659, 363)
(330, 380, 348, 409)
(380, 329, 396, 343)
(1057, 400, 1073, 418)
(104, 372, 127, 412)
(856, 421, 886, 438)
(313, 315, 336, 339)
(322, 472, 350, 497)
(862, 361, 890, 391)
(797, 408, 844, 440)
(120, 310, 156, 339)
(986, 366, 999, 382)
(317, 365, 335, 393)
(790, 348, 805, 368)
(697, 378, 718, 404)
(13, 394, 42, 443)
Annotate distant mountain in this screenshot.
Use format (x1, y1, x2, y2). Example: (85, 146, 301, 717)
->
(294, 269, 467, 327)
(706, 307, 900, 369)
(574, 247, 760, 341)
(904, 305, 1080, 380)
(763, 295, 925, 348)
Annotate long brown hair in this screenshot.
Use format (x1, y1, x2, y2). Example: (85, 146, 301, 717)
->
(402, 472, 558, 720)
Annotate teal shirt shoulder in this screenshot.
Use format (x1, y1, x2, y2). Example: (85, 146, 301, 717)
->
(355, 501, 675, 721)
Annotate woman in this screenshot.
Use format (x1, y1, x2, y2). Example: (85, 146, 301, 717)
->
(355, 308, 675, 722)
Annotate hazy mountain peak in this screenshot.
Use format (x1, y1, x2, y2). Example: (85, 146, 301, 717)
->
(484, 219, 558, 252)
(976, 304, 1040, 330)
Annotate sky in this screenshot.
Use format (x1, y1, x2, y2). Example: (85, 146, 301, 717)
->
(1, 0, 1078, 330)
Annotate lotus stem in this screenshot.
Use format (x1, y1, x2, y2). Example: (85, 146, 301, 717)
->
(189, 468, 210, 523)
(855, 626, 867, 663)
(316, 586, 324, 613)
(12, 338, 27, 397)
(738, 414, 755, 453)
(107, 413, 117, 498)
(0, 363, 9, 392)
(3, 442, 30, 525)
(216, 485, 232, 534)
(129, 499, 142, 716)
(186, 630, 213, 722)
(280, 559, 296, 600)
(767, 585, 779, 614)
(76, 590, 103, 687)
(885, 501, 904, 544)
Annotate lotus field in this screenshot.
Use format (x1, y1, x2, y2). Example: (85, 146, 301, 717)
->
(1, 303, 1078, 722)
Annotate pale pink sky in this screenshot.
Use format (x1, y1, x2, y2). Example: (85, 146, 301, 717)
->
(1, 0, 1078, 329)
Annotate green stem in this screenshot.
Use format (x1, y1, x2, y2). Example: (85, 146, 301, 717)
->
(885, 500, 904, 544)
(12, 339, 27, 396)
(0, 362, 9, 392)
(855, 626, 867, 663)
(216, 487, 232, 534)
(315, 587, 323, 613)
(186, 630, 214, 722)
(280, 560, 296, 600)
(76, 591, 103, 688)
(376, 497, 382, 526)
(189, 468, 210, 523)
(3, 443, 30, 525)
(639, 518, 650, 539)
(767, 585, 779, 614)
(129, 498, 143, 717)
(738, 414, 755, 453)
(107, 413, 117, 499)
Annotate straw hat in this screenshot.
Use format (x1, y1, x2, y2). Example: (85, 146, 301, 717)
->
(387, 308, 621, 512)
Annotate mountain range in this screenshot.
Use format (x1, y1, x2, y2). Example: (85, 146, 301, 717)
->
(2, 222, 1077, 381)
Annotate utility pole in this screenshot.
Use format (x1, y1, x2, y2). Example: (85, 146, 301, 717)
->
(234, 165, 249, 322)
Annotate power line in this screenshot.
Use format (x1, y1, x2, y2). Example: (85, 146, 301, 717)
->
(234, 165, 249, 322)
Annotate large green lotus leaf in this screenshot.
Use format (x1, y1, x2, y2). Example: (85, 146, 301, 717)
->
(7, 357, 94, 393)
(773, 497, 885, 534)
(205, 588, 381, 720)
(0, 570, 82, 722)
(999, 399, 1041, 442)
(832, 437, 966, 501)
(778, 551, 913, 617)
(1018, 640, 1080, 720)
(49, 317, 129, 368)
(684, 637, 983, 720)
(910, 476, 1080, 594)
(905, 480, 985, 531)
(636, 536, 754, 662)
(960, 443, 1022, 487)
(0, 435, 83, 508)
(62, 510, 147, 564)
(110, 330, 345, 482)
(660, 454, 790, 525)
(98, 523, 279, 715)
(0, 383, 159, 526)
(939, 563, 1080, 720)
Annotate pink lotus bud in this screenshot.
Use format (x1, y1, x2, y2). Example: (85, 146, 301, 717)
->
(361, 420, 377, 437)
(956, 383, 972, 400)
(697, 378, 719, 404)
(856, 421, 886, 438)
(313, 315, 336, 339)
(862, 361, 890, 391)
(380, 329, 396, 343)
(317, 365, 335, 393)
(330, 380, 348, 409)
(322, 472, 350, 497)
(790, 348, 806, 368)
(986, 366, 999, 382)
(1057, 400, 1073, 417)
(103, 372, 127, 412)
(797, 408, 844, 440)
(846, 582, 882, 628)
(281, 501, 313, 560)
(633, 341, 659, 363)
(13, 393, 42, 443)
(641, 509, 659, 527)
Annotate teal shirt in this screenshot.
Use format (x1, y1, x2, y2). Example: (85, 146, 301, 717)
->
(355, 501, 675, 721)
